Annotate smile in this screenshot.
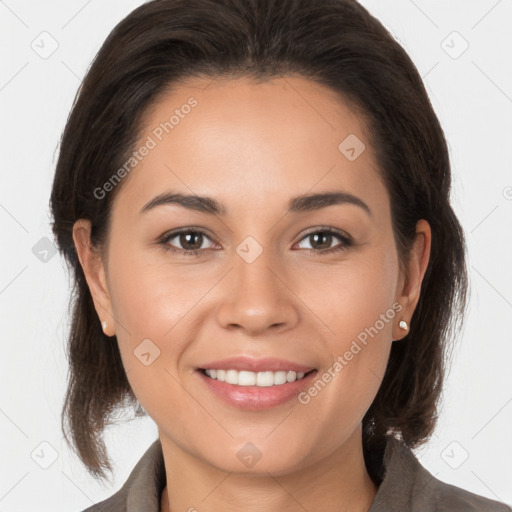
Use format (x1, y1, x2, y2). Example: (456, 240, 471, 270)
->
(201, 368, 312, 387)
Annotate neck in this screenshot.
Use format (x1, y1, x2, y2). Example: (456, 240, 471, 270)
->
(159, 427, 378, 512)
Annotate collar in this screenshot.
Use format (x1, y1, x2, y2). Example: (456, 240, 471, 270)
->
(113, 435, 509, 512)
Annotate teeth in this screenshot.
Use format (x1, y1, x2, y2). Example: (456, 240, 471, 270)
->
(203, 369, 308, 386)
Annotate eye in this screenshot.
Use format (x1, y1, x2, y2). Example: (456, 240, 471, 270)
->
(159, 228, 218, 256)
(294, 227, 353, 254)
(158, 226, 353, 256)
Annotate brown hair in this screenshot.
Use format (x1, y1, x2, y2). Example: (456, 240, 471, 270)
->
(50, 0, 468, 481)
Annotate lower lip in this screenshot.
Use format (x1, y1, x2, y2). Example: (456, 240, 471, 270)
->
(196, 369, 318, 410)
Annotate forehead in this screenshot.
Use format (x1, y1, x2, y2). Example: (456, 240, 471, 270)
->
(111, 75, 386, 219)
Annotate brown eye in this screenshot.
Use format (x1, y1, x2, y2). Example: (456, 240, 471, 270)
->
(159, 229, 217, 255)
(307, 232, 334, 250)
(296, 228, 353, 254)
(177, 232, 204, 251)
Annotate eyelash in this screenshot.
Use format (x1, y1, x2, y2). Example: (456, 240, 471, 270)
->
(157, 226, 353, 257)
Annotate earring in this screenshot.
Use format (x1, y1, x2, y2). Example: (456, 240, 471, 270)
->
(101, 320, 108, 333)
(399, 320, 408, 331)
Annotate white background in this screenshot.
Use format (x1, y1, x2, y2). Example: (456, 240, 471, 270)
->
(1, 0, 511, 510)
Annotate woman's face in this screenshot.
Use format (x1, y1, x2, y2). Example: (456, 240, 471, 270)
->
(76, 75, 429, 474)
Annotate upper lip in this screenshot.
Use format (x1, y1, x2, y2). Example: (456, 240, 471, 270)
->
(197, 356, 315, 373)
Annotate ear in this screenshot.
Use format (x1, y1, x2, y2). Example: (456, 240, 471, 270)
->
(72, 219, 115, 336)
(393, 219, 431, 340)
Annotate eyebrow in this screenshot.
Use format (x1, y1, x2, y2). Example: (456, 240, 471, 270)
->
(139, 190, 372, 217)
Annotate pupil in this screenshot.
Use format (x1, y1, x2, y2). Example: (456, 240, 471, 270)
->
(178, 232, 334, 251)
(312, 232, 331, 250)
(181, 232, 202, 250)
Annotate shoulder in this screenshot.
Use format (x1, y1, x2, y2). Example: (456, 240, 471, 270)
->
(432, 477, 511, 512)
(370, 435, 511, 512)
(81, 495, 124, 512)
(79, 439, 165, 512)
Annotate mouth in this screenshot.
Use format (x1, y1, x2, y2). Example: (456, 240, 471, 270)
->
(198, 368, 316, 387)
(195, 365, 318, 410)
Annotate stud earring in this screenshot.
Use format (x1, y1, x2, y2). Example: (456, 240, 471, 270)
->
(399, 320, 408, 331)
(101, 320, 108, 333)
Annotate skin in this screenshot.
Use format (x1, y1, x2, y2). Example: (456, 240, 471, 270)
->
(73, 75, 431, 512)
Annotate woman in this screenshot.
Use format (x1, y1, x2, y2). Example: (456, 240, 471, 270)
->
(50, 0, 510, 510)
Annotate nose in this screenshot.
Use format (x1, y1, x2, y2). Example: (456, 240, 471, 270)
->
(216, 250, 300, 336)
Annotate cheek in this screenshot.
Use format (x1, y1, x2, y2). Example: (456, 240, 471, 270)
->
(107, 241, 204, 341)
(104, 241, 226, 413)
(293, 246, 399, 432)
(105, 242, 186, 381)
(293, 242, 400, 343)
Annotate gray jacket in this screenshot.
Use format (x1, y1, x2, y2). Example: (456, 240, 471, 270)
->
(82, 436, 511, 511)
